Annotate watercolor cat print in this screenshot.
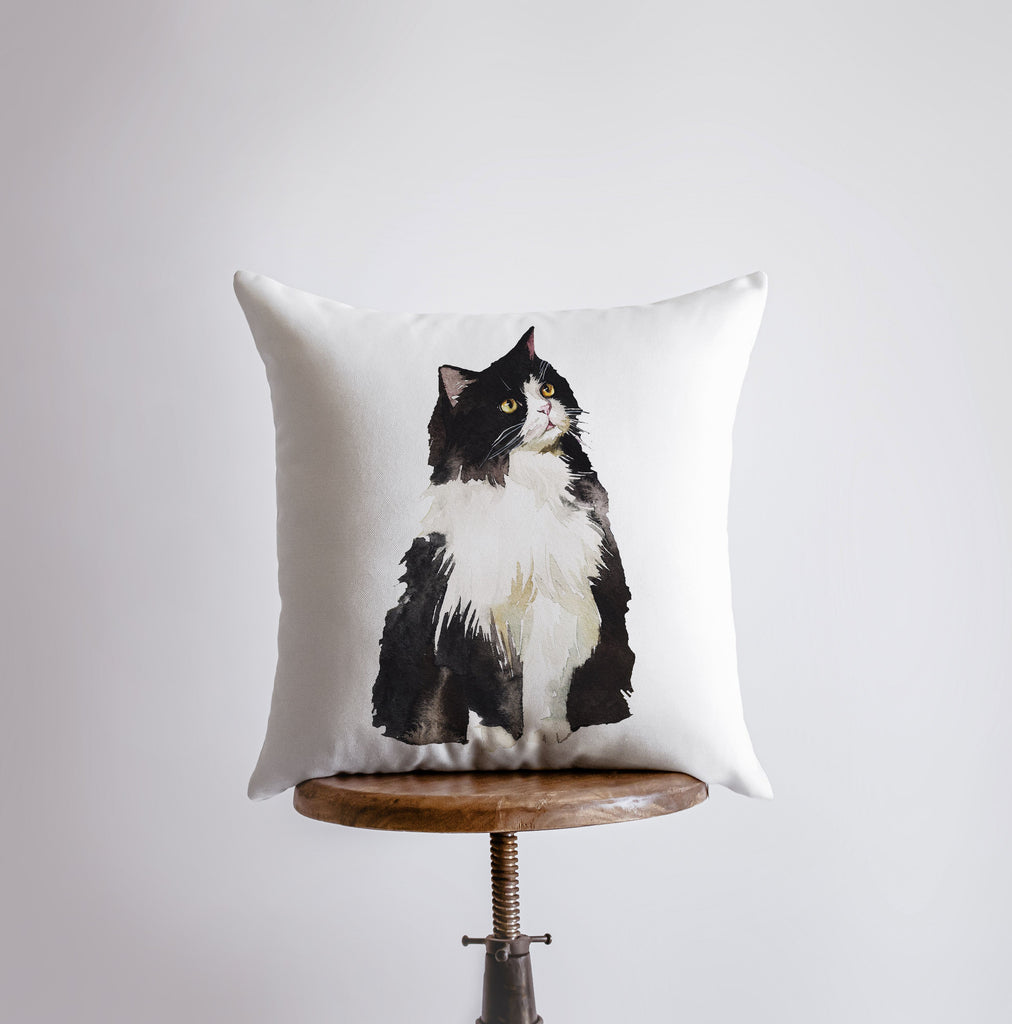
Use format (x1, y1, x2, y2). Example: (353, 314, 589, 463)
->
(372, 328, 634, 749)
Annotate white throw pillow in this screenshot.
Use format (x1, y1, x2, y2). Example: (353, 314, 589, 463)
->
(235, 270, 772, 800)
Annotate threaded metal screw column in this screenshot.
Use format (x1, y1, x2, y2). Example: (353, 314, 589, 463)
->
(490, 832, 521, 940)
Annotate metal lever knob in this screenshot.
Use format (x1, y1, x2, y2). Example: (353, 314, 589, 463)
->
(461, 933, 553, 962)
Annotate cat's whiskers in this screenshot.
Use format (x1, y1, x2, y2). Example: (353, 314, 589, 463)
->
(488, 423, 519, 450)
(564, 407, 585, 437)
(484, 422, 526, 463)
(486, 440, 521, 463)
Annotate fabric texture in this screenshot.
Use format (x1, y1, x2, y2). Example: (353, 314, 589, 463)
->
(235, 270, 772, 800)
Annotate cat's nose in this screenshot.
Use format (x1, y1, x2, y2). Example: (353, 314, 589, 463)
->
(539, 401, 552, 415)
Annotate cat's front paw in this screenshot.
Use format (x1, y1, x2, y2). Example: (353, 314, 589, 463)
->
(537, 717, 573, 744)
(470, 722, 520, 750)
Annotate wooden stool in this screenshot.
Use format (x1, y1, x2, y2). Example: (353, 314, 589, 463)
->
(295, 770, 708, 1024)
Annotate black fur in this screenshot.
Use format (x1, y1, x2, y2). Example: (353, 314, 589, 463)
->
(564, 449, 635, 730)
(371, 536, 525, 744)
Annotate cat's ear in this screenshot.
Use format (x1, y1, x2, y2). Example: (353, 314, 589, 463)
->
(439, 365, 476, 408)
(509, 326, 537, 362)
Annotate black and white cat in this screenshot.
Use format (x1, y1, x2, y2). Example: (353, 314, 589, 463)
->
(372, 328, 634, 747)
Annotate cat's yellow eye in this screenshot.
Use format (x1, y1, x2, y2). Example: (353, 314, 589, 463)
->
(500, 398, 518, 413)
(540, 383, 555, 398)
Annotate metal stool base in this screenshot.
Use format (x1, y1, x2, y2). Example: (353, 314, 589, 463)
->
(463, 834, 551, 1024)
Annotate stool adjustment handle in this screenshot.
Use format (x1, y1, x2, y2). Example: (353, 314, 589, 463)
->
(462, 933, 552, 962)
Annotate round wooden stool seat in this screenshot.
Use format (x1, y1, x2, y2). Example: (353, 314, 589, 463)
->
(294, 769, 707, 834)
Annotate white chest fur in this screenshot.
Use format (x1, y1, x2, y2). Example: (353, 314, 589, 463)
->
(420, 450, 604, 738)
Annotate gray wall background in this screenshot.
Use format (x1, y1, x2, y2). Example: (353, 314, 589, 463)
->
(3, 2, 1009, 1021)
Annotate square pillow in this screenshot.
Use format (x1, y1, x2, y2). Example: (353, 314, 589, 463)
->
(235, 271, 772, 800)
